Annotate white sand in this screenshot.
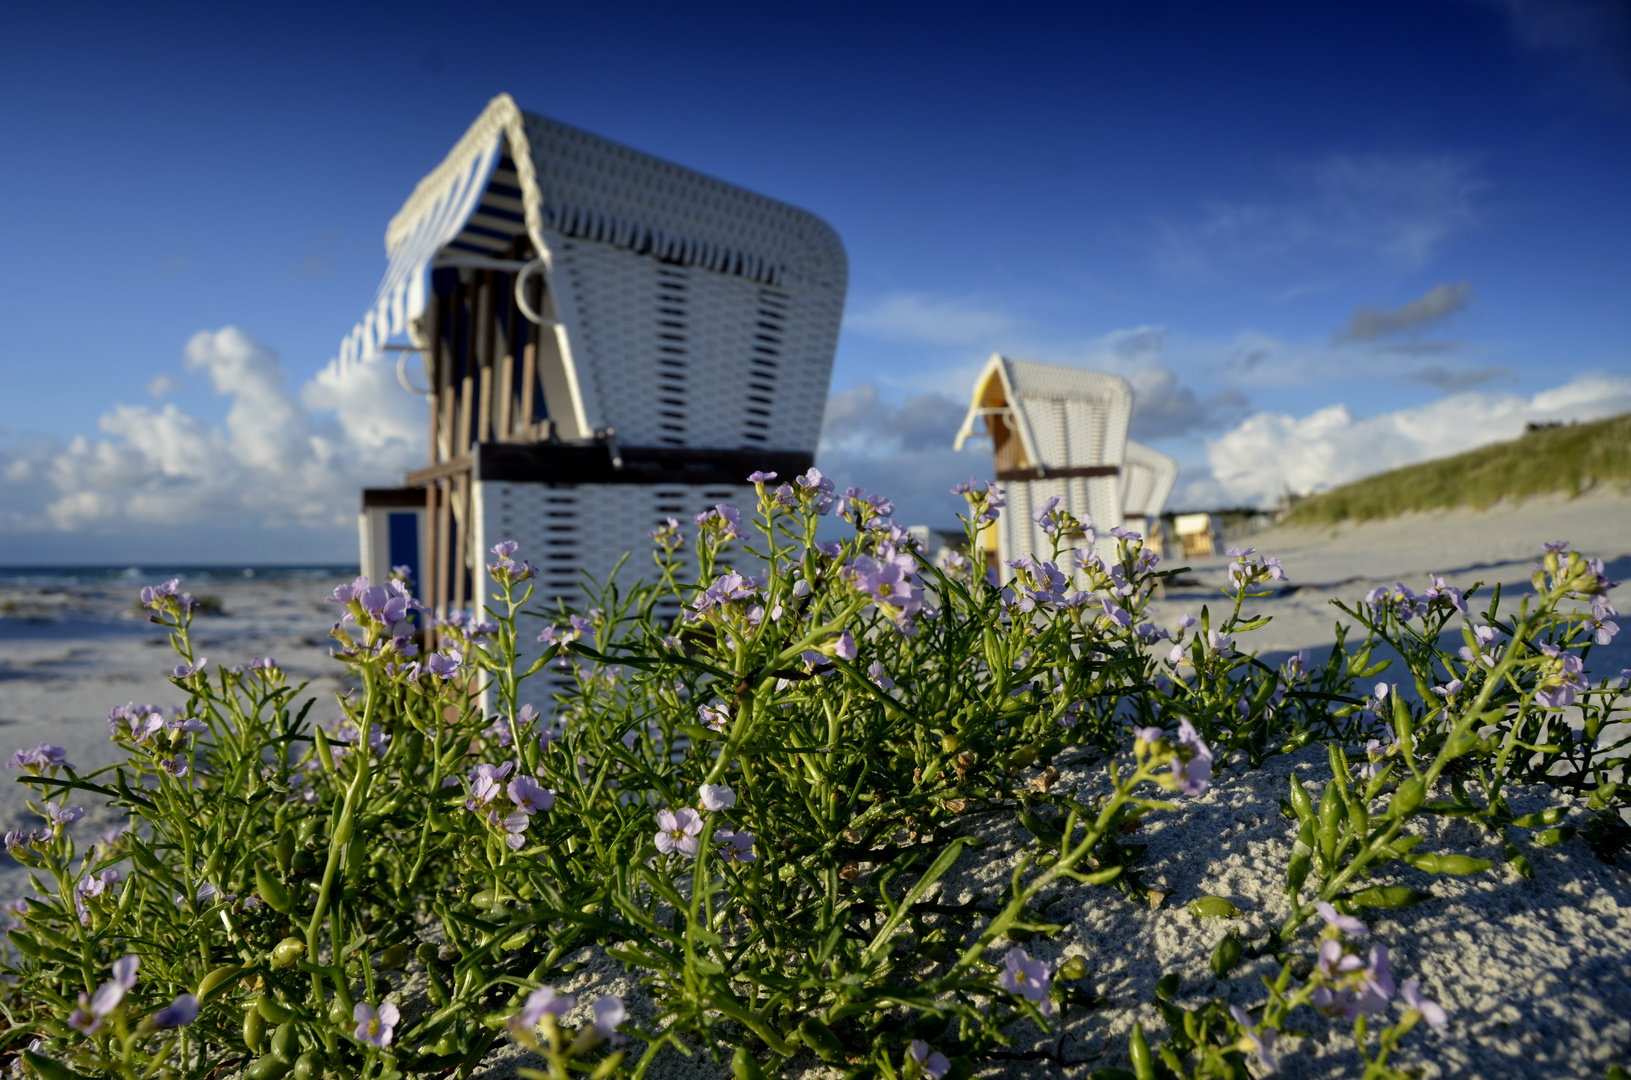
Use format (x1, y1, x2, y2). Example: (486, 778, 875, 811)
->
(3, 491, 1629, 1077)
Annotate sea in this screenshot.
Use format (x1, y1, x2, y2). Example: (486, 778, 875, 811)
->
(0, 565, 361, 589)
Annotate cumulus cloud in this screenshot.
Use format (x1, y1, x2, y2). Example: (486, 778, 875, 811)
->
(1205, 373, 1631, 507)
(0, 327, 425, 547)
(1127, 367, 1250, 440)
(1155, 153, 1483, 275)
(816, 382, 991, 527)
(1338, 281, 1472, 342)
(145, 374, 178, 399)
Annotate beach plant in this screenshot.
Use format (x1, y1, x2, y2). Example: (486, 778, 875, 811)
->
(1, 469, 1621, 1079)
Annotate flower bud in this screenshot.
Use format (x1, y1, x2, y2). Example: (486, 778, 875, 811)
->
(197, 963, 243, 1002)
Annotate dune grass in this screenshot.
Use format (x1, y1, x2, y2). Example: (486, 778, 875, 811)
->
(1282, 411, 1631, 526)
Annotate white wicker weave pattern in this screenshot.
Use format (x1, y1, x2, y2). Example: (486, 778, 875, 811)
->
(1120, 440, 1179, 519)
(472, 479, 754, 703)
(338, 94, 845, 457)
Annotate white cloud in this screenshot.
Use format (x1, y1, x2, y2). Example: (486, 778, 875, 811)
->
(145, 374, 178, 398)
(1155, 153, 1484, 275)
(1128, 366, 1250, 440)
(2, 327, 425, 541)
(1206, 374, 1631, 507)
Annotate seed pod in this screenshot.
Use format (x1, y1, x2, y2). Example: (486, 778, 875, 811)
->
(379, 942, 413, 970)
(269, 937, 305, 969)
(731, 1047, 765, 1080)
(1153, 973, 1180, 1002)
(1504, 841, 1536, 879)
(313, 727, 335, 775)
(1512, 807, 1568, 828)
(255, 867, 293, 914)
(197, 963, 243, 1002)
(1390, 778, 1424, 818)
(1317, 779, 1345, 865)
(1404, 853, 1493, 875)
(270, 1021, 297, 1063)
(1057, 955, 1087, 981)
(344, 834, 365, 880)
(292, 1054, 321, 1080)
(1348, 886, 1434, 909)
(243, 1055, 293, 1080)
(1129, 1022, 1155, 1080)
(1288, 776, 1314, 823)
(244, 1004, 266, 1052)
(275, 831, 295, 874)
(1007, 744, 1039, 770)
(1286, 819, 1315, 894)
(1210, 929, 1243, 977)
(940, 732, 959, 754)
(797, 1017, 844, 1063)
(256, 994, 294, 1024)
(1187, 896, 1241, 919)
(1347, 791, 1369, 837)
(290, 849, 317, 875)
(1533, 826, 1576, 848)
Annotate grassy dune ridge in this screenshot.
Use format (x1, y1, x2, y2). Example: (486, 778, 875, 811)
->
(1282, 411, 1631, 526)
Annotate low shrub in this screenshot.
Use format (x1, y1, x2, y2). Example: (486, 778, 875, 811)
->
(2, 472, 1625, 1079)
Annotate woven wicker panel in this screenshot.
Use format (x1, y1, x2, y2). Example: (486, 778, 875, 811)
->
(473, 479, 753, 710)
(1121, 440, 1179, 519)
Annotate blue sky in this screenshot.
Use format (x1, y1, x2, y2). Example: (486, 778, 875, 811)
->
(2, 1, 1629, 562)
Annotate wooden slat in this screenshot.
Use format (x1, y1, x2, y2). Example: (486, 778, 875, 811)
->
(434, 478, 451, 620)
(451, 472, 469, 612)
(475, 272, 494, 445)
(496, 274, 518, 440)
(519, 274, 539, 439)
(405, 456, 473, 487)
(423, 480, 439, 648)
(456, 282, 474, 457)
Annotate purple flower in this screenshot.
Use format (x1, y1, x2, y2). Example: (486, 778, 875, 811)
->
(592, 994, 626, 1040)
(908, 1040, 951, 1079)
(747, 470, 777, 483)
(999, 948, 1053, 1015)
(699, 702, 730, 732)
(9, 744, 71, 773)
(48, 804, 85, 827)
(173, 658, 208, 678)
(699, 784, 736, 812)
(1206, 629, 1234, 656)
(695, 503, 745, 540)
(500, 809, 530, 849)
(517, 986, 575, 1027)
(714, 829, 757, 864)
(1227, 1005, 1279, 1073)
(469, 762, 514, 806)
(1314, 901, 1368, 938)
(153, 993, 200, 1028)
(327, 576, 369, 604)
(491, 540, 519, 559)
(1401, 978, 1447, 1031)
(1133, 726, 1165, 748)
(508, 775, 556, 815)
(1172, 718, 1212, 796)
(426, 650, 463, 680)
(353, 1001, 399, 1047)
(833, 631, 858, 661)
(1353, 944, 1395, 1015)
(655, 808, 704, 857)
(868, 660, 895, 689)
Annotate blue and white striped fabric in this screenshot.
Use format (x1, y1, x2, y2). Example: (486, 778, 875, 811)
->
(331, 134, 504, 377)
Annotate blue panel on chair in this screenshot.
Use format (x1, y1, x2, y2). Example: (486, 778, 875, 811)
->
(387, 512, 421, 599)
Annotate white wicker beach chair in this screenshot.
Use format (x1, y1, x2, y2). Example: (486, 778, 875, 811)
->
(954, 354, 1132, 576)
(335, 94, 846, 687)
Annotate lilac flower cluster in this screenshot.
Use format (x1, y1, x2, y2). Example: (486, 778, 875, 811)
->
(487, 540, 538, 586)
(653, 784, 757, 864)
(464, 761, 556, 849)
(1224, 546, 1286, 593)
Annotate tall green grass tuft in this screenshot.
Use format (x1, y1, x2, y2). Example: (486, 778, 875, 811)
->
(1283, 412, 1631, 526)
